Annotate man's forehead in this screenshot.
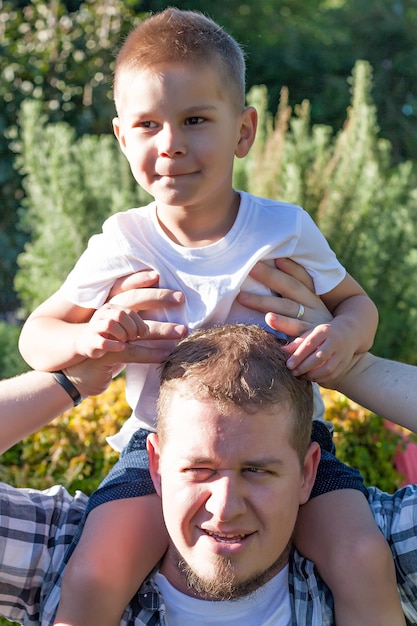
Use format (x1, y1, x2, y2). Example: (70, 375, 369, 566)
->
(161, 388, 294, 453)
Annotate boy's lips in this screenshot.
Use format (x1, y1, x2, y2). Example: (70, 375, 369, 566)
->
(156, 168, 198, 178)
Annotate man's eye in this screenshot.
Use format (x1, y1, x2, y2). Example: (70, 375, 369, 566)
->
(184, 468, 214, 480)
(185, 116, 204, 125)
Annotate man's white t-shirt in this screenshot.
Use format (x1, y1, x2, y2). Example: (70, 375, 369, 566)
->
(153, 566, 292, 625)
(61, 191, 345, 450)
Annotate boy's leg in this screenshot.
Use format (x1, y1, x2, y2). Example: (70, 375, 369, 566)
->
(54, 494, 167, 626)
(295, 420, 405, 626)
(54, 427, 165, 626)
(295, 489, 405, 626)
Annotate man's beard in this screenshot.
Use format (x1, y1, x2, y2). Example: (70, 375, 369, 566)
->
(171, 543, 291, 601)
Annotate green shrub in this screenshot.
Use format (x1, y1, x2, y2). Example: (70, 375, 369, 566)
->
(14, 100, 151, 314)
(322, 388, 412, 492)
(0, 321, 28, 379)
(235, 62, 417, 364)
(1, 379, 409, 496)
(0, 377, 129, 494)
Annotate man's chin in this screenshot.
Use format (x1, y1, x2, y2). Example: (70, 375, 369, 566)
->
(175, 544, 291, 601)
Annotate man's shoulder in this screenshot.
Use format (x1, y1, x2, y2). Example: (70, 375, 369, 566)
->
(367, 486, 417, 624)
(122, 574, 163, 625)
(289, 550, 335, 624)
(368, 484, 417, 536)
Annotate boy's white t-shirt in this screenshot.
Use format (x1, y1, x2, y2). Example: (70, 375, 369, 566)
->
(60, 191, 345, 449)
(153, 566, 291, 625)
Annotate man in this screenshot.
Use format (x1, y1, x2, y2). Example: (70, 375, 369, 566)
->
(0, 269, 186, 455)
(1, 318, 417, 624)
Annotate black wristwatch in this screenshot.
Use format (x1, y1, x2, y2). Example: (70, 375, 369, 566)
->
(52, 370, 82, 406)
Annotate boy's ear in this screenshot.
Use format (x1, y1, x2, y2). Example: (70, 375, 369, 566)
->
(235, 106, 258, 158)
(147, 433, 162, 496)
(299, 441, 321, 505)
(112, 117, 127, 153)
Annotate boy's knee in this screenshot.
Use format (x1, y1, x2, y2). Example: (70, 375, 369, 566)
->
(62, 553, 113, 593)
(335, 529, 394, 579)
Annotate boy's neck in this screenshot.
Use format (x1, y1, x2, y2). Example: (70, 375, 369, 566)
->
(155, 191, 241, 248)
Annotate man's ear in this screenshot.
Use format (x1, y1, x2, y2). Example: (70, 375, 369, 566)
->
(147, 433, 162, 496)
(112, 117, 127, 154)
(235, 106, 258, 158)
(299, 442, 321, 505)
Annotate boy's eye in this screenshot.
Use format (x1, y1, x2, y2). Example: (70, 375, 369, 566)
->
(244, 467, 268, 475)
(185, 116, 204, 125)
(137, 121, 157, 129)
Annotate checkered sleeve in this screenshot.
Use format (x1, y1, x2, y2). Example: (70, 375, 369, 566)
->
(368, 485, 417, 625)
(0, 482, 88, 625)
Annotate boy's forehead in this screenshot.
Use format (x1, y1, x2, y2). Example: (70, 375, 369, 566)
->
(115, 58, 241, 112)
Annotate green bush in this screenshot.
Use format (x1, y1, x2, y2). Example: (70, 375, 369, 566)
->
(1, 379, 409, 496)
(235, 62, 417, 364)
(323, 388, 412, 492)
(0, 377, 129, 494)
(0, 321, 28, 379)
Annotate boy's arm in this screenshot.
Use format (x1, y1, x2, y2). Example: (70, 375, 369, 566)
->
(19, 291, 149, 371)
(285, 273, 379, 384)
(320, 272, 378, 353)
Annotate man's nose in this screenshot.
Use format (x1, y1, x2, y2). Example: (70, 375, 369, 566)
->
(205, 474, 247, 522)
(158, 124, 186, 157)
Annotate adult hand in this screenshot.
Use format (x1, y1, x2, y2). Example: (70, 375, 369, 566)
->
(237, 258, 333, 339)
(66, 270, 187, 398)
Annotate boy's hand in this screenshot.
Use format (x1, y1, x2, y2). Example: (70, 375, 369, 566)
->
(75, 303, 150, 359)
(284, 322, 355, 385)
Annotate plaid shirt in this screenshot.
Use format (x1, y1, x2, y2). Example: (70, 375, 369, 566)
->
(0, 483, 416, 625)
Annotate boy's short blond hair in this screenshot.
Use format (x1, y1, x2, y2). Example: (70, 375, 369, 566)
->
(114, 8, 246, 111)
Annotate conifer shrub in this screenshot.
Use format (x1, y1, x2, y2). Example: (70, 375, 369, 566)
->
(0, 322, 28, 380)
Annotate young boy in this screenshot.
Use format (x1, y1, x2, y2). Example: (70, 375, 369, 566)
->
(19, 8, 404, 626)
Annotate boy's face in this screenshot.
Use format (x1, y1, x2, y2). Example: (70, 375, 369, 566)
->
(113, 62, 256, 223)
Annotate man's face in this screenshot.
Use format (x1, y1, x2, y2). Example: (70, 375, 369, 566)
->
(148, 387, 319, 599)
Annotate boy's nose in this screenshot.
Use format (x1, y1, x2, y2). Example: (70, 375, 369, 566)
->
(158, 124, 186, 157)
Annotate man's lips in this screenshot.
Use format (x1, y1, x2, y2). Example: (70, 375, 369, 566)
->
(203, 529, 253, 543)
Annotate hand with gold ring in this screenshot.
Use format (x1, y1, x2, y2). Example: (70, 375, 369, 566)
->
(237, 258, 333, 339)
(296, 304, 305, 319)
